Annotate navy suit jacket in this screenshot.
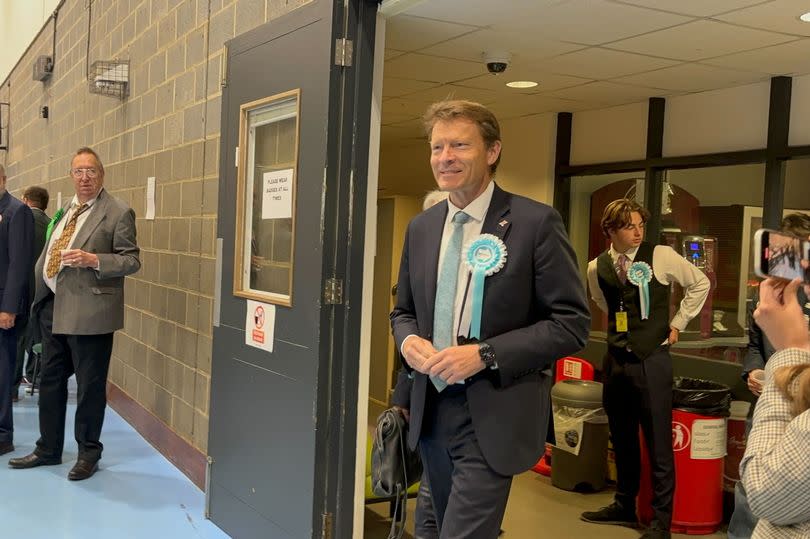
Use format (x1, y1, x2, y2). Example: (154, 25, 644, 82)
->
(390, 183, 590, 476)
(0, 191, 34, 317)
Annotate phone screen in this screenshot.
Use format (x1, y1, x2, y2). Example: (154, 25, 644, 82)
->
(760, 230, 810, 283)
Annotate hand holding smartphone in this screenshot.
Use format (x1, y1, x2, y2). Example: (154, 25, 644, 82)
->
(753, 229, 810, 284)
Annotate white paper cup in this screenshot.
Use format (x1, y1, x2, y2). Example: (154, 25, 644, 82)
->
(60, 249, 71, 266)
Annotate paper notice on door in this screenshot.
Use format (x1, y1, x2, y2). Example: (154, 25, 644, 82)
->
(690, 418, 727, 460)
(145, 176, 156, 220)
(261, 168, 294, 219)
(245, 299, 275, 353)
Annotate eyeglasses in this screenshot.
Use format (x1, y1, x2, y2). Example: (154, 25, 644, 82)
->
(70, 168, 99, 179)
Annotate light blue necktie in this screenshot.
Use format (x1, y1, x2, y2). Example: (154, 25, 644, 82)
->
(431, 210, 470, 391)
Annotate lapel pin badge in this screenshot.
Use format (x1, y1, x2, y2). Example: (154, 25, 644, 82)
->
(498, 219, 508, 228)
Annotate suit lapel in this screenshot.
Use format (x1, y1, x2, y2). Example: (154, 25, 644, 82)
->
(480, 183, 511, 240)
(72, 190, 108, 249)
(0, 191, 10, 216)
(423, 202, 448, 334)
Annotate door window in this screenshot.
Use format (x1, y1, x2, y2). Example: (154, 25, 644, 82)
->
(234, 90, 300, 306)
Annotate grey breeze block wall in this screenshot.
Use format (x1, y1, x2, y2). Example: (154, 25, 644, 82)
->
(0, 0, 312, 454)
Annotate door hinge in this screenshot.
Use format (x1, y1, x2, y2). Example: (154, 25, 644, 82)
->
(321, 512, 333, 539)
(323, 278, 343, 305)
(334, 38, 353, 67)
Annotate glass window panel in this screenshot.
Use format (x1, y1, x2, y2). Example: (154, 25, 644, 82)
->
(234, 90, 300, 306)
(661, 164, 765, 363)
(569, 171, 647, 334)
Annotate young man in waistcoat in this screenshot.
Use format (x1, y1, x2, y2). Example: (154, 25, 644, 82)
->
(581, 198, 710, 539)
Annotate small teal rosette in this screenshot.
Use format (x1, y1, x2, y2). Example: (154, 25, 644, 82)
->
(463, 234, 507, 339)
(627, 261, 653, 320)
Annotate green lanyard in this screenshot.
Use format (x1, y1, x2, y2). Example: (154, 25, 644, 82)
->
(45, 207, 65, 242)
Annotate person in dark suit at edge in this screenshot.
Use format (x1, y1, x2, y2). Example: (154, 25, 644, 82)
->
(9, 147, 140, 481)
(390, 100, 590, 537)
(12, 186, 50, 400)
(581, 198, 710, 539)
(0, 164, 35, 453)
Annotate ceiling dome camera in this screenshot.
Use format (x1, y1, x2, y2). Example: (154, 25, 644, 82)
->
(483, 52, 511, 75)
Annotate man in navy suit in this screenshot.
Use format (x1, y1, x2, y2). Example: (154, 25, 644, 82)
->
(391, 100, 590, 537)
(0, 165, 35, 453)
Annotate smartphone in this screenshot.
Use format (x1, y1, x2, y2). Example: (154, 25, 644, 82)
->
(753, 228, 810, 283)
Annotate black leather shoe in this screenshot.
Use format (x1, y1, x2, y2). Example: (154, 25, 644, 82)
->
(581, 501, 638, 526)
(68, 459, 99, 481)
(8, 452, 61, 469)
(0, 442, 13, 456)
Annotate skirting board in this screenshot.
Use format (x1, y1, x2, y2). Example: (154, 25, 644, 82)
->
(107, 382, 206, 490)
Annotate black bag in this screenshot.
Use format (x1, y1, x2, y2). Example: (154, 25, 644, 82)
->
(371, 407, 422, 539)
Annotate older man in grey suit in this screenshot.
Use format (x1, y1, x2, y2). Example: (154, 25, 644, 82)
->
(9, 147, 140, 481)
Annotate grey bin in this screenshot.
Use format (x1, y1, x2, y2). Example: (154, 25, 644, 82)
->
(550, 379, 609, 492)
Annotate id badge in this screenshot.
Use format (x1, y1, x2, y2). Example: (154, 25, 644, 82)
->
(615, 311, 628, 333)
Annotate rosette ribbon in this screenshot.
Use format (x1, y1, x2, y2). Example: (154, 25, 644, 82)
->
(463, 234, 507, 339)
(627, 261, 653, 320)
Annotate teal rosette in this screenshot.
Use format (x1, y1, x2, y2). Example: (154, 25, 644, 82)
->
(627, 261, 653, 320)
(463, 234, 507, 339)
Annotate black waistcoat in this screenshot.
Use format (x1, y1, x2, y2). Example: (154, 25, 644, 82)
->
(596, 242, 671, 360)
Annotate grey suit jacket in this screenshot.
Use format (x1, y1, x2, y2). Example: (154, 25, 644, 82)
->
(33, 189, 140, 335)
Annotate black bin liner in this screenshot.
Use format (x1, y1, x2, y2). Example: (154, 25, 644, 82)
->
(672, 377, 731, 417)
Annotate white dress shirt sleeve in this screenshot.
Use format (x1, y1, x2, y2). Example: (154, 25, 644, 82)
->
(586, 258, 608, 314)
(654, 245, 710, 331)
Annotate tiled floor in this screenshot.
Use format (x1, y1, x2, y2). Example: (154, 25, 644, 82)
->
(4, 383, 229, 539)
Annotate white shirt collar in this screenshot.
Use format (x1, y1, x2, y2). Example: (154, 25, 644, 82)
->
(609, 243, 639, 261)
(445, 181, 495, 224)
(70, 189, 102, 210)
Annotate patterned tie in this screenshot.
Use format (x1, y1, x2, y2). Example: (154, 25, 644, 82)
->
(431, 210, 471, 391)
(45, 203, 89, 278)
(616, 253, 628, 285)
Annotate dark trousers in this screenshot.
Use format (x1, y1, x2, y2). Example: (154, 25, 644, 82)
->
(12, 315, 35, 394)
(603, 346, 674, 528)
(419, 389, 512, 539)
(35, 296, 113, 462)
(415, 470, 439, 539)
(0, 326, 16, 442)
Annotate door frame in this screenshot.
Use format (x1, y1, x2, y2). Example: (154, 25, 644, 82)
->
(208, 0, 381, 537)
(312, 0, 380, 537)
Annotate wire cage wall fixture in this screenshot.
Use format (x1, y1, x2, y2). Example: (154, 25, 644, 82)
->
(88, 60, 129, 99)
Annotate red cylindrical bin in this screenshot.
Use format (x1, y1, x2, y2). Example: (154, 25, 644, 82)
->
(637, 409, 726, 534)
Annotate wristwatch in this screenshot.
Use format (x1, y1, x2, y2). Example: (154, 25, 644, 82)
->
(478, 342, 497, 369)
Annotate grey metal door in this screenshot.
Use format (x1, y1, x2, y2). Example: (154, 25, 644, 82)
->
(208, 1, 377, 537)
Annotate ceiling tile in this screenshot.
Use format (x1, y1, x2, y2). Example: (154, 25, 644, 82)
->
(715, 0, 810, 37)
(613, 63, 770, 92)
(401, 0, 570, 28)
(455, 72, 592, 94)
(382, 97, 433, 118)
(488, 94, 591, 119)
(385, 49, 406, 61)
(543, 81, 666, 105)
(400, 84, 501, 105)
(494, 0, 693, 46)
(424, 28, 585, 65)
(611, 0, 769, 17)
(607, 19, 795, 60)
(536, 47, 682, 79)
(701, 38, 810, 75)
(382, 77, 442, 98)
(384, 15, 479, 52)
(384, 53, 485, 83)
